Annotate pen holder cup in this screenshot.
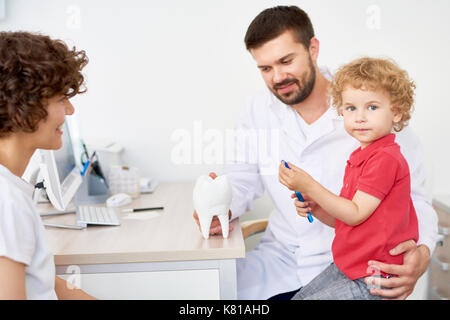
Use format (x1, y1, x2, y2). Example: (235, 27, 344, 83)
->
(74, 169, 109, 205)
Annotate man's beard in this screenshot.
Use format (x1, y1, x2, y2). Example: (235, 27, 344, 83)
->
(271, 57, 316, 106)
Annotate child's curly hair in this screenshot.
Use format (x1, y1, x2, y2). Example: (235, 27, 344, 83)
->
(329, 57, 415, 132)
(0, 31, 88, 138)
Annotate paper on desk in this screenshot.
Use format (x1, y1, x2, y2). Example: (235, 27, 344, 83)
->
(122, 211, 162, 220)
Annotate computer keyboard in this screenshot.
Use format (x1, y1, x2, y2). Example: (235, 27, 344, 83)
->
(77, 205, 120, 226)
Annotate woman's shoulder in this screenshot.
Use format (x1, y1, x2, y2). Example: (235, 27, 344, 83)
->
(0, 174, 36, 220)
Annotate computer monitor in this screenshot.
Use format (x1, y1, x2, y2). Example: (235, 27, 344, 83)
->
(38, 120, 82, 211)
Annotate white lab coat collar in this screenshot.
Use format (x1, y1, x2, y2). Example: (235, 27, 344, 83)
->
(267, 66, 342, 152)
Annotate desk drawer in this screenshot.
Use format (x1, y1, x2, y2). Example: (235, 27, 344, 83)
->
(59, 269, 220, 299)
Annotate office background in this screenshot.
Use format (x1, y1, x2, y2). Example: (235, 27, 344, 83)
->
(1, 0, 449, 194)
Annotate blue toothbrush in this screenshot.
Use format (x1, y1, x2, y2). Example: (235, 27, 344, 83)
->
(283, 161, 314, 223)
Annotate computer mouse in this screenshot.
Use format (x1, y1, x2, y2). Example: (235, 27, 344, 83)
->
(106, 193, 132, 207)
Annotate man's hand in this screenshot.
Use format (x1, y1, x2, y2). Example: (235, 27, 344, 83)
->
(192, 172, 234, 236)
(364, 240, 430, 300)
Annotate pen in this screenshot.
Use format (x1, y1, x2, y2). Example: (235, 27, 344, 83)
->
(82, 141, 90, 160)
(121, 207, 164, 213)
(282, 160, 314, 223)
(80, 159, 90, 176)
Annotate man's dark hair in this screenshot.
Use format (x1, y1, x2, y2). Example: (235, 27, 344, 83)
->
(0, 31, 88, 137)
(244, 6, 315, 50)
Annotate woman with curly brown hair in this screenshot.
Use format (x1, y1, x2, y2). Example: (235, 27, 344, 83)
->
(0, 31, 95, 299)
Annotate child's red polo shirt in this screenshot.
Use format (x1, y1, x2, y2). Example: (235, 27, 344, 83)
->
(332, 133, 419, 280)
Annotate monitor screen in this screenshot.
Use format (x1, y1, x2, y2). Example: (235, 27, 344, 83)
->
(38, 118, 83, 211)
(54, 121, 77, 183)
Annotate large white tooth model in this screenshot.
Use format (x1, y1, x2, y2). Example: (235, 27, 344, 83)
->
(193, 174, 232, 239)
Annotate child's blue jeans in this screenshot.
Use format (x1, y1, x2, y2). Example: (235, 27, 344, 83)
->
(292, 263, 387, 300)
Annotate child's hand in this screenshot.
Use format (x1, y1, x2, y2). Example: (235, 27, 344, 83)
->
(278, 161, 314, 193)
(291, 193, 316, 218)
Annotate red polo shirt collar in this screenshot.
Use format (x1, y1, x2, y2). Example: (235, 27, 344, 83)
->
(347, 133, 396, 167)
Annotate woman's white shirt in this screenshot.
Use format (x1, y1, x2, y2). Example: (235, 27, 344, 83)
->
(0, 164, 57, 300)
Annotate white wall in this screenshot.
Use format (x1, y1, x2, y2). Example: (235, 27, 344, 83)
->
(1, 0, 449, 196)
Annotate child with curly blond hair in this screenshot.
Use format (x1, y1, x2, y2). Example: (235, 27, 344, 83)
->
(0, 31, 95, 299)
(279, 57, 419, 300)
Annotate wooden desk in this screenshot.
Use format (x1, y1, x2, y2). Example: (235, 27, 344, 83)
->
(40, 182, 245, 299)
